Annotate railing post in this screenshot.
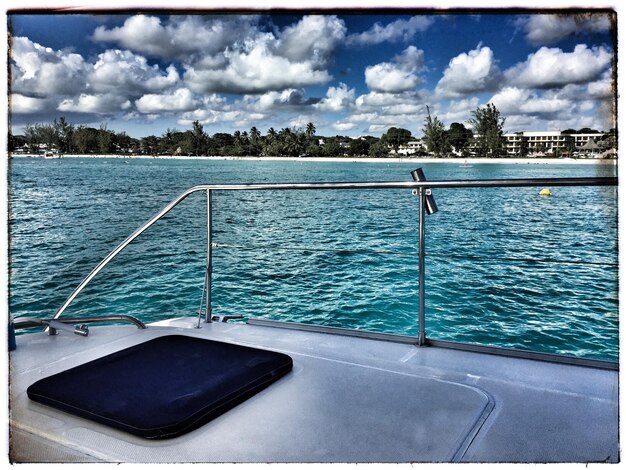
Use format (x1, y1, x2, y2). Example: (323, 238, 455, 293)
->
(205, 189, 213, 323)
(418, 187, 426, 346)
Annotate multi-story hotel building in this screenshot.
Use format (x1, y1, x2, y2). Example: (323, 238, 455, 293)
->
(393, 139, 428, 155)
(502, 131, 606, 156)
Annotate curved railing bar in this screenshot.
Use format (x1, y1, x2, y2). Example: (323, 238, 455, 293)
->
(15, 315, 147, 330)
(52, 185, 208, 320)
(52, 176, 616, 320)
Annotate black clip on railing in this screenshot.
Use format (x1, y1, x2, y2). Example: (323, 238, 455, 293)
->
(410, 168, 438, 215)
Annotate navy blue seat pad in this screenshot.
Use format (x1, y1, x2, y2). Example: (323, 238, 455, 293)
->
(27, 335, 293, 439)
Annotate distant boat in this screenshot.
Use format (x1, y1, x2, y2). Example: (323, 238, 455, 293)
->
(44, 151, 63, 159)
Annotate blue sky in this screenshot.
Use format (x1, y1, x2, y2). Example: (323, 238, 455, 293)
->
(8, 10, 616, 138)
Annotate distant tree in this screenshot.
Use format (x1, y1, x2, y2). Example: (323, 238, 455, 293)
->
(37, 123, 57, 151)
(304, 142, 323, 157)
(578, 127, 600, 134)
(368, 140, 389, 158)
(97, 124, 114, 154)
(561, 128, 577, 134)
(446, 122, 473, 154)
(140, 135, 159, 155)
(272, 128, 304, 157)
(348, 139, 371, 156)
(305, 122, 316, 139)
(381, 127, 412, 152)
(191, 121, 208, 156)
(468, 103, 505, 157)
(159, 128, 178, 155)
(248, 127, 262, 156)
(73, 126, 99, 154)
(534, 142, 547, 155)
(53, 117, 74, 153)
(322, 138, 342, 157)
(23, 124, 41, 153)
(212, 133, 234, 155)
(422, 106, 449, 156)
(114, 131, 136, 155)
(598, 128, 616, 150)
(519, 135, 529, 157)
(8, 132, 27, 152)
(249, 127, 261, 141)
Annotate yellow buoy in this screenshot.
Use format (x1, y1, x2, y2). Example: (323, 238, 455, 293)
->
(539, 188, 552, 197)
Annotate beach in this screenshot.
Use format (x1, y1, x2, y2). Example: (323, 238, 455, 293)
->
(11, 154, 617, 165)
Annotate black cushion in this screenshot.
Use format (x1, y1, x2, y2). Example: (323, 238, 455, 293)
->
(27, 335, 293, 439)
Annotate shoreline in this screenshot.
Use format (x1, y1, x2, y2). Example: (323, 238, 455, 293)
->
(10, 154, 617, 165)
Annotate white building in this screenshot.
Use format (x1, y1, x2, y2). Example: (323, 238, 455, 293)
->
(502, 131, 608, 157)
(393, 139, 427, 155)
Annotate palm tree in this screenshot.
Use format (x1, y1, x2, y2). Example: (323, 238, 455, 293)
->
(250, 126, 261, 143)
(306, 122, 316, 139)
(248, 127, 262, 156)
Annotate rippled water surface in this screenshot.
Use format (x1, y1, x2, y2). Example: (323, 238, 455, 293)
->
(9, 157, 618, 360)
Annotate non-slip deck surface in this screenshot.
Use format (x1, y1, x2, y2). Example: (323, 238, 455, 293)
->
(10, 319, 619, 462)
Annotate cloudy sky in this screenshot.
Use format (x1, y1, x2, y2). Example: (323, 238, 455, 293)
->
(8, 10, 615, 138)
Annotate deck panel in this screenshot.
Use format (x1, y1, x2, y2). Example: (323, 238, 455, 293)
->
(9, 319, 619, 462)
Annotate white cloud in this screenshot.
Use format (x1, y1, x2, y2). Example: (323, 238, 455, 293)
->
(587, 72, 613, 98)
(58, 94, 132, 114)
(503, 113, 595, 133)
(519, 14, 611, 45)
(179, 108, 244, 126)
(135, 88, 198, 113)
(277, 15, 346, 67)
(90, 49, 180, 95)
(435, 45, 502, 97)
(439, 97, 480, 123)
(9, 36, 187, 119)
(10, 93, 49, 113)
(93, 16, 172, 57)
(333, 96, 425, 133)
(95, 15, 343, 96)
(92, 15, 259, 60)
(355, 90, 427, 115)
(519, 96, 572, 115)
(289, 115, 315, 129)
(488, 87, 530, 115)
(314, 83, 355, 112)
(579, 100, 595, 112)
(488, 85, 594, 131)
(504, 44, 612, 89)
(332, 122, 357, 131)
(489, 86, 573, 118)
(10, 36, 88, 97)
(177, 94, 257, 127)
(255, 89, 316, 110)
(336, 90, 428, 134)
(365, 46, 425, 93)
(184, 35, 332, 94)
(347, 16, 434, 45)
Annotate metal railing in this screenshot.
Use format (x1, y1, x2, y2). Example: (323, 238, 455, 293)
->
(51, 173, 617, 347)
(15, 315, 147, 335)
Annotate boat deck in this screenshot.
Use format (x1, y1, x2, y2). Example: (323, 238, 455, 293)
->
(9, 318, 619, 463)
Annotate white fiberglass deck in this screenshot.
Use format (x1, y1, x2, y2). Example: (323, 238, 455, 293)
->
(9, 318, 618, 463)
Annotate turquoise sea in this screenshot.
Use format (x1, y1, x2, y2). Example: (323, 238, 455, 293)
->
(9, 157, 618, 361)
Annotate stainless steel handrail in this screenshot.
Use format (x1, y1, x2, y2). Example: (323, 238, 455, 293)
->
(52, 176, 617, 322)
(15, 315, 147, 330)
